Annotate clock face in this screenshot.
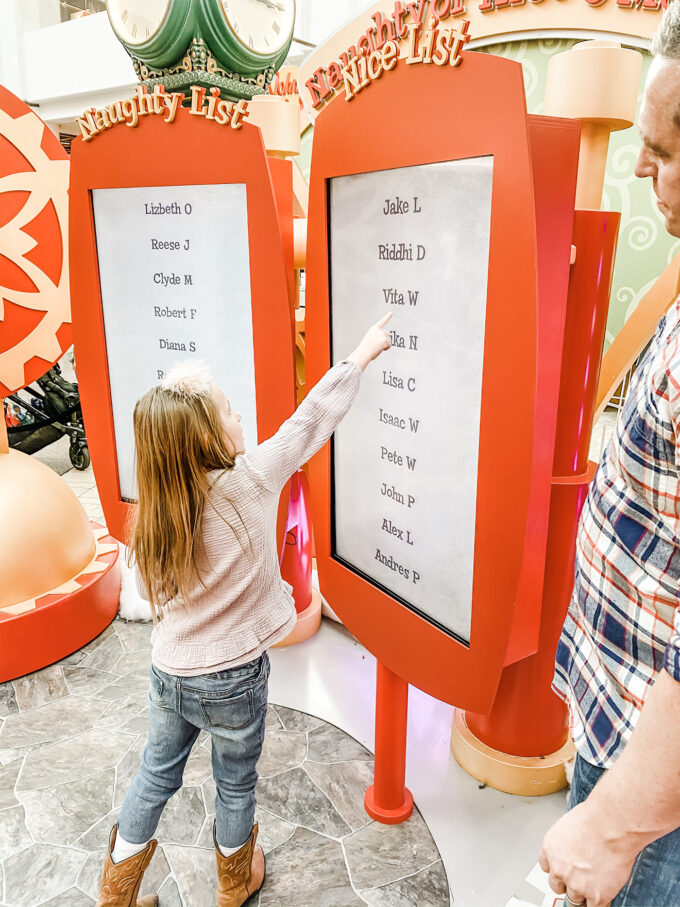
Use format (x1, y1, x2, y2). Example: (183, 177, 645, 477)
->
(219, 0, 295, 58)
(106, 0, 171, 46)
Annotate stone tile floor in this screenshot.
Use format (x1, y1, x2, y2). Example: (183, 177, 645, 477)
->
(0, 620, 449, 907)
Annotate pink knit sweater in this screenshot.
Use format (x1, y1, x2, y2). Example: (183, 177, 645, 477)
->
(143, 362, 361, 676)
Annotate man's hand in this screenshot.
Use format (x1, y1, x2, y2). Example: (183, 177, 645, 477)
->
(538, 671, 680, 907)
(539, 800, 638, 907)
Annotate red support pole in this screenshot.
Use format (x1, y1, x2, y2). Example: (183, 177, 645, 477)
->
(364, 661, 414, 823)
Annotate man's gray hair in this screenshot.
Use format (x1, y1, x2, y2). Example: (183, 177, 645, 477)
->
(651, 1, 680, 58)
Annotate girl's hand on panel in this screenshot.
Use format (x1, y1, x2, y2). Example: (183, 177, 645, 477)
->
(346, 313, 393, 372)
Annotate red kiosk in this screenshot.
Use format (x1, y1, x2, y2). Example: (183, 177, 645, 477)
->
(69, 99, 295, 551)
(304, 31, 618, 816)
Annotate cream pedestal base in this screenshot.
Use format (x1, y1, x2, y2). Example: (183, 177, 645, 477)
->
(450, 709, 574, 797)
(272, 588, 322, 648)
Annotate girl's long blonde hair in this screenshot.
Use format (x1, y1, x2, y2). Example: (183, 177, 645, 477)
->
(127, 377, 244, 621)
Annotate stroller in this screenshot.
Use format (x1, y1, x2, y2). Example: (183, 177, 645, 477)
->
(4, 363, 90, 470)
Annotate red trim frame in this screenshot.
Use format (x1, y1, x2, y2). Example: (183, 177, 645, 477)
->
(504, 115, 581, 666)
(69, 110, 294, 542)
(306, 52, 540, 712)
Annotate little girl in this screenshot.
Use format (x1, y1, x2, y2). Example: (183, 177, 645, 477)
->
(95, 314, 392, 907)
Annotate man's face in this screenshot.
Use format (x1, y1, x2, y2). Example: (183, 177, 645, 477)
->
(635, 57, 680, 238)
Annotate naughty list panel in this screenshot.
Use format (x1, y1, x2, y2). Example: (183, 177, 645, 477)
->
(329, 157, 493, 642)
(92, 184, 255, 501)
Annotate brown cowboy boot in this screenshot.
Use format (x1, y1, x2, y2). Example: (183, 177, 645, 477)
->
(214, 822, 266, 907)
(95, 825, 158, 907)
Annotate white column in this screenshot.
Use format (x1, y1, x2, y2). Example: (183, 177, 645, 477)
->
(295, 0, 368, 47)
(0, 0, 24, 97)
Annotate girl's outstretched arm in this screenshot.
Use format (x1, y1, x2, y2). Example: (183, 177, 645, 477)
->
(249, 314, 392, 492)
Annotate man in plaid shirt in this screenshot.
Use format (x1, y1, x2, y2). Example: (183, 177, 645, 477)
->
(539, 7, 680, 907)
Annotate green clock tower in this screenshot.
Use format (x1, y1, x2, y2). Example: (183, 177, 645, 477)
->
(106, 0, 295, 100)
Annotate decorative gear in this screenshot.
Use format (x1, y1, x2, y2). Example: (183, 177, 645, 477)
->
(0, 85, 71, 396)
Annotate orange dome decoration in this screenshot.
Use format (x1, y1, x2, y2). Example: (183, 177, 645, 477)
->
(0, 84, 71, 397)
(0, 451, 95, 609)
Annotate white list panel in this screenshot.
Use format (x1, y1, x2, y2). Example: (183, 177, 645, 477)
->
(329, 157, 494, 642)
(92, 183, 255, 501)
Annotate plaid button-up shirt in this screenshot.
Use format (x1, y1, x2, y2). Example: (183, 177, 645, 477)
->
(553, 296, 680, 768)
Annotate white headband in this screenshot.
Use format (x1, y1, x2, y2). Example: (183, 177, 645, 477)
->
(160, 359, 213, 398)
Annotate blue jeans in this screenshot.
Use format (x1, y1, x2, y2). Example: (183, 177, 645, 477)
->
(569, 752, 680, 906)
(117, 653, 269, 849)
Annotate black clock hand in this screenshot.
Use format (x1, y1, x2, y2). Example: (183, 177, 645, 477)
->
(252, 0, 286, 10)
